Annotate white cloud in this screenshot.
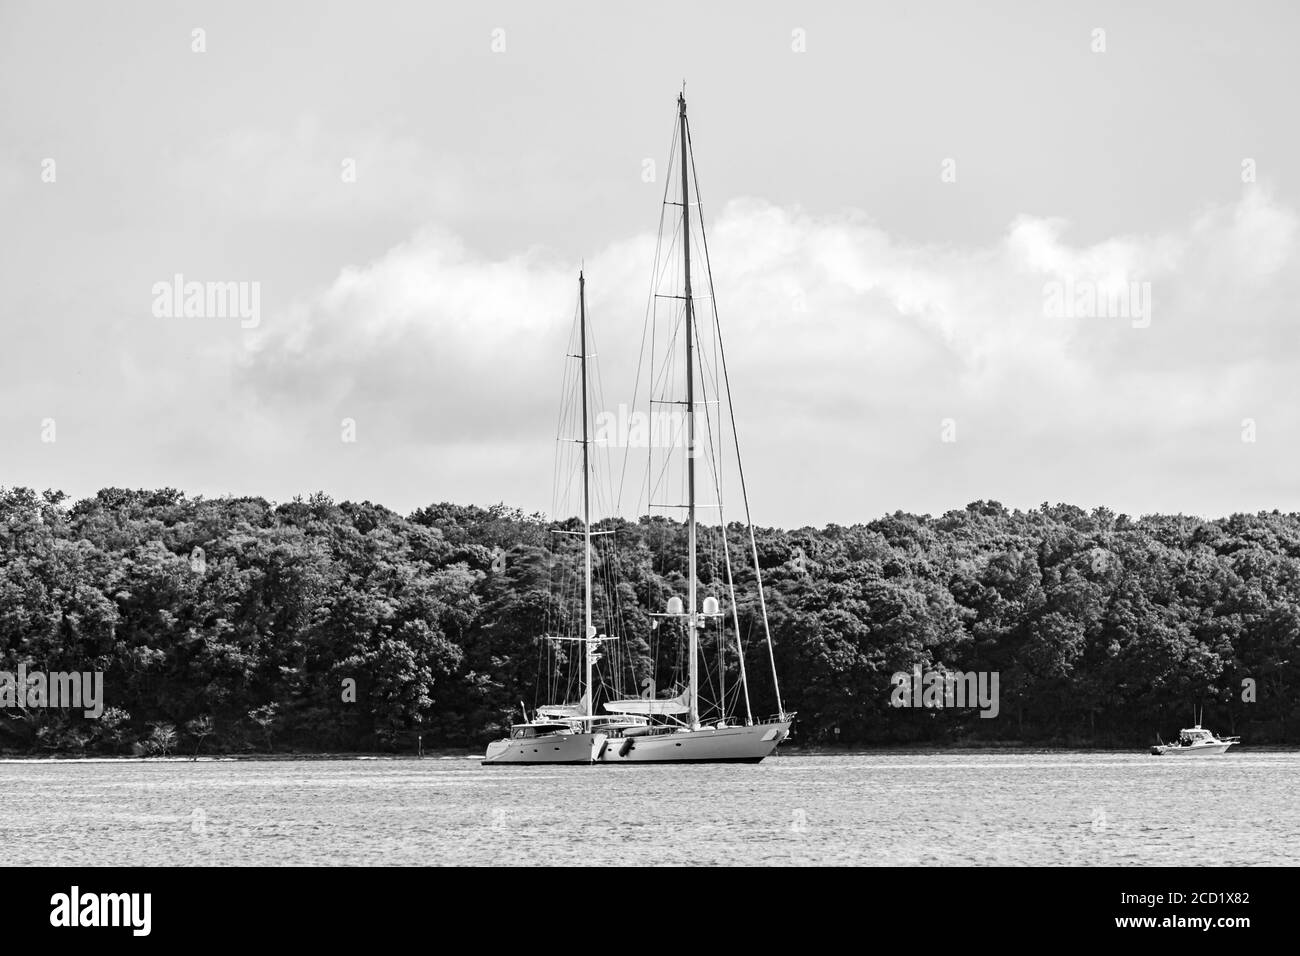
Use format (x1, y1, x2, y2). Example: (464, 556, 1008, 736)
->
(236, 189, 1300, 523)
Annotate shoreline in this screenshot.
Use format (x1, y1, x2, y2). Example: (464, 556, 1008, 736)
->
(2, 742, 1295, 762)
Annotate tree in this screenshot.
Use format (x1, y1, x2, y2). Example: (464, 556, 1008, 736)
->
(185, 716, 215, 757)
(247, 704, 279, 752)
(147, 723, 177, 757)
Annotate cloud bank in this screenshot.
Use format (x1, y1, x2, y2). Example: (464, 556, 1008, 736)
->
(235, 187, 1299, 525)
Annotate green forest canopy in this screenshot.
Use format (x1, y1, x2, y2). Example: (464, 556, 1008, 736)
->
(1, 486, 1297, 753)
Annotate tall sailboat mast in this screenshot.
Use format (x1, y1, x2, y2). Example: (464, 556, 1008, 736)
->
(678, 93, 699, 729)
(579, 270, 594, 717)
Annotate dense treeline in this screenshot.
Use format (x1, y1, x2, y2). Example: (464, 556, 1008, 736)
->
(1, 486, 1297, 753)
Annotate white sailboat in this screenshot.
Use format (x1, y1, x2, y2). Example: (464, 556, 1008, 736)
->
(595, 92, 794, 763)
(487, 93, 793, 765)
(483, 272, 644, 765)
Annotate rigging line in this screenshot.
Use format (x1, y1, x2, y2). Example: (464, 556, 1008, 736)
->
(554, 387, 586, 522)
(644, 295, 655, 522)
(652, 212, 685, 296)
(642, 264, 661, 524)
(644, 432, 680, 512)
(646, 307, 689, 418)
(603, 553, 623, 649)
(631, 171, 687, 523)
(688, 309, 727, 525)
(643, 331, 687, 511)
(644, 281, 686, 407)
(585, 307, 619, 530)
(604, 533, 633, 648)
(557, 446, 583, 519)
(535, 587, 546, 711)
(692, 313, 753, 723)
(617, 112, 679, 519)
(588, 327, 621, 520)
(686, 111, 786, 719)
(550, 297, 581, 525)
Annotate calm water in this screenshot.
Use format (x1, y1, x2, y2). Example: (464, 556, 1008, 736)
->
(2, 751, 1296, 866)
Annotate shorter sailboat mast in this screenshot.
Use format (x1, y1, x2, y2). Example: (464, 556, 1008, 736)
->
(579, 270, 595, 717)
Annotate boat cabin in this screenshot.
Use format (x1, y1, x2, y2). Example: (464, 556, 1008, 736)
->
(509, 722, 574, 739)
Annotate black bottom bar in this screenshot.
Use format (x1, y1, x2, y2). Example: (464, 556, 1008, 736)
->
(5, 864, 1280, 943)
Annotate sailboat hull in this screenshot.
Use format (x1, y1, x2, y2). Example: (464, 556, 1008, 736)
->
(597, 721, 791, 764)
(482, 732, 607, 765)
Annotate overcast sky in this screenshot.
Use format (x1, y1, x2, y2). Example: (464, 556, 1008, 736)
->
(2, 1, 1298, 528)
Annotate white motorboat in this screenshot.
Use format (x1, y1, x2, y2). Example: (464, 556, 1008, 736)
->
(1150, 724, 1240, 756)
